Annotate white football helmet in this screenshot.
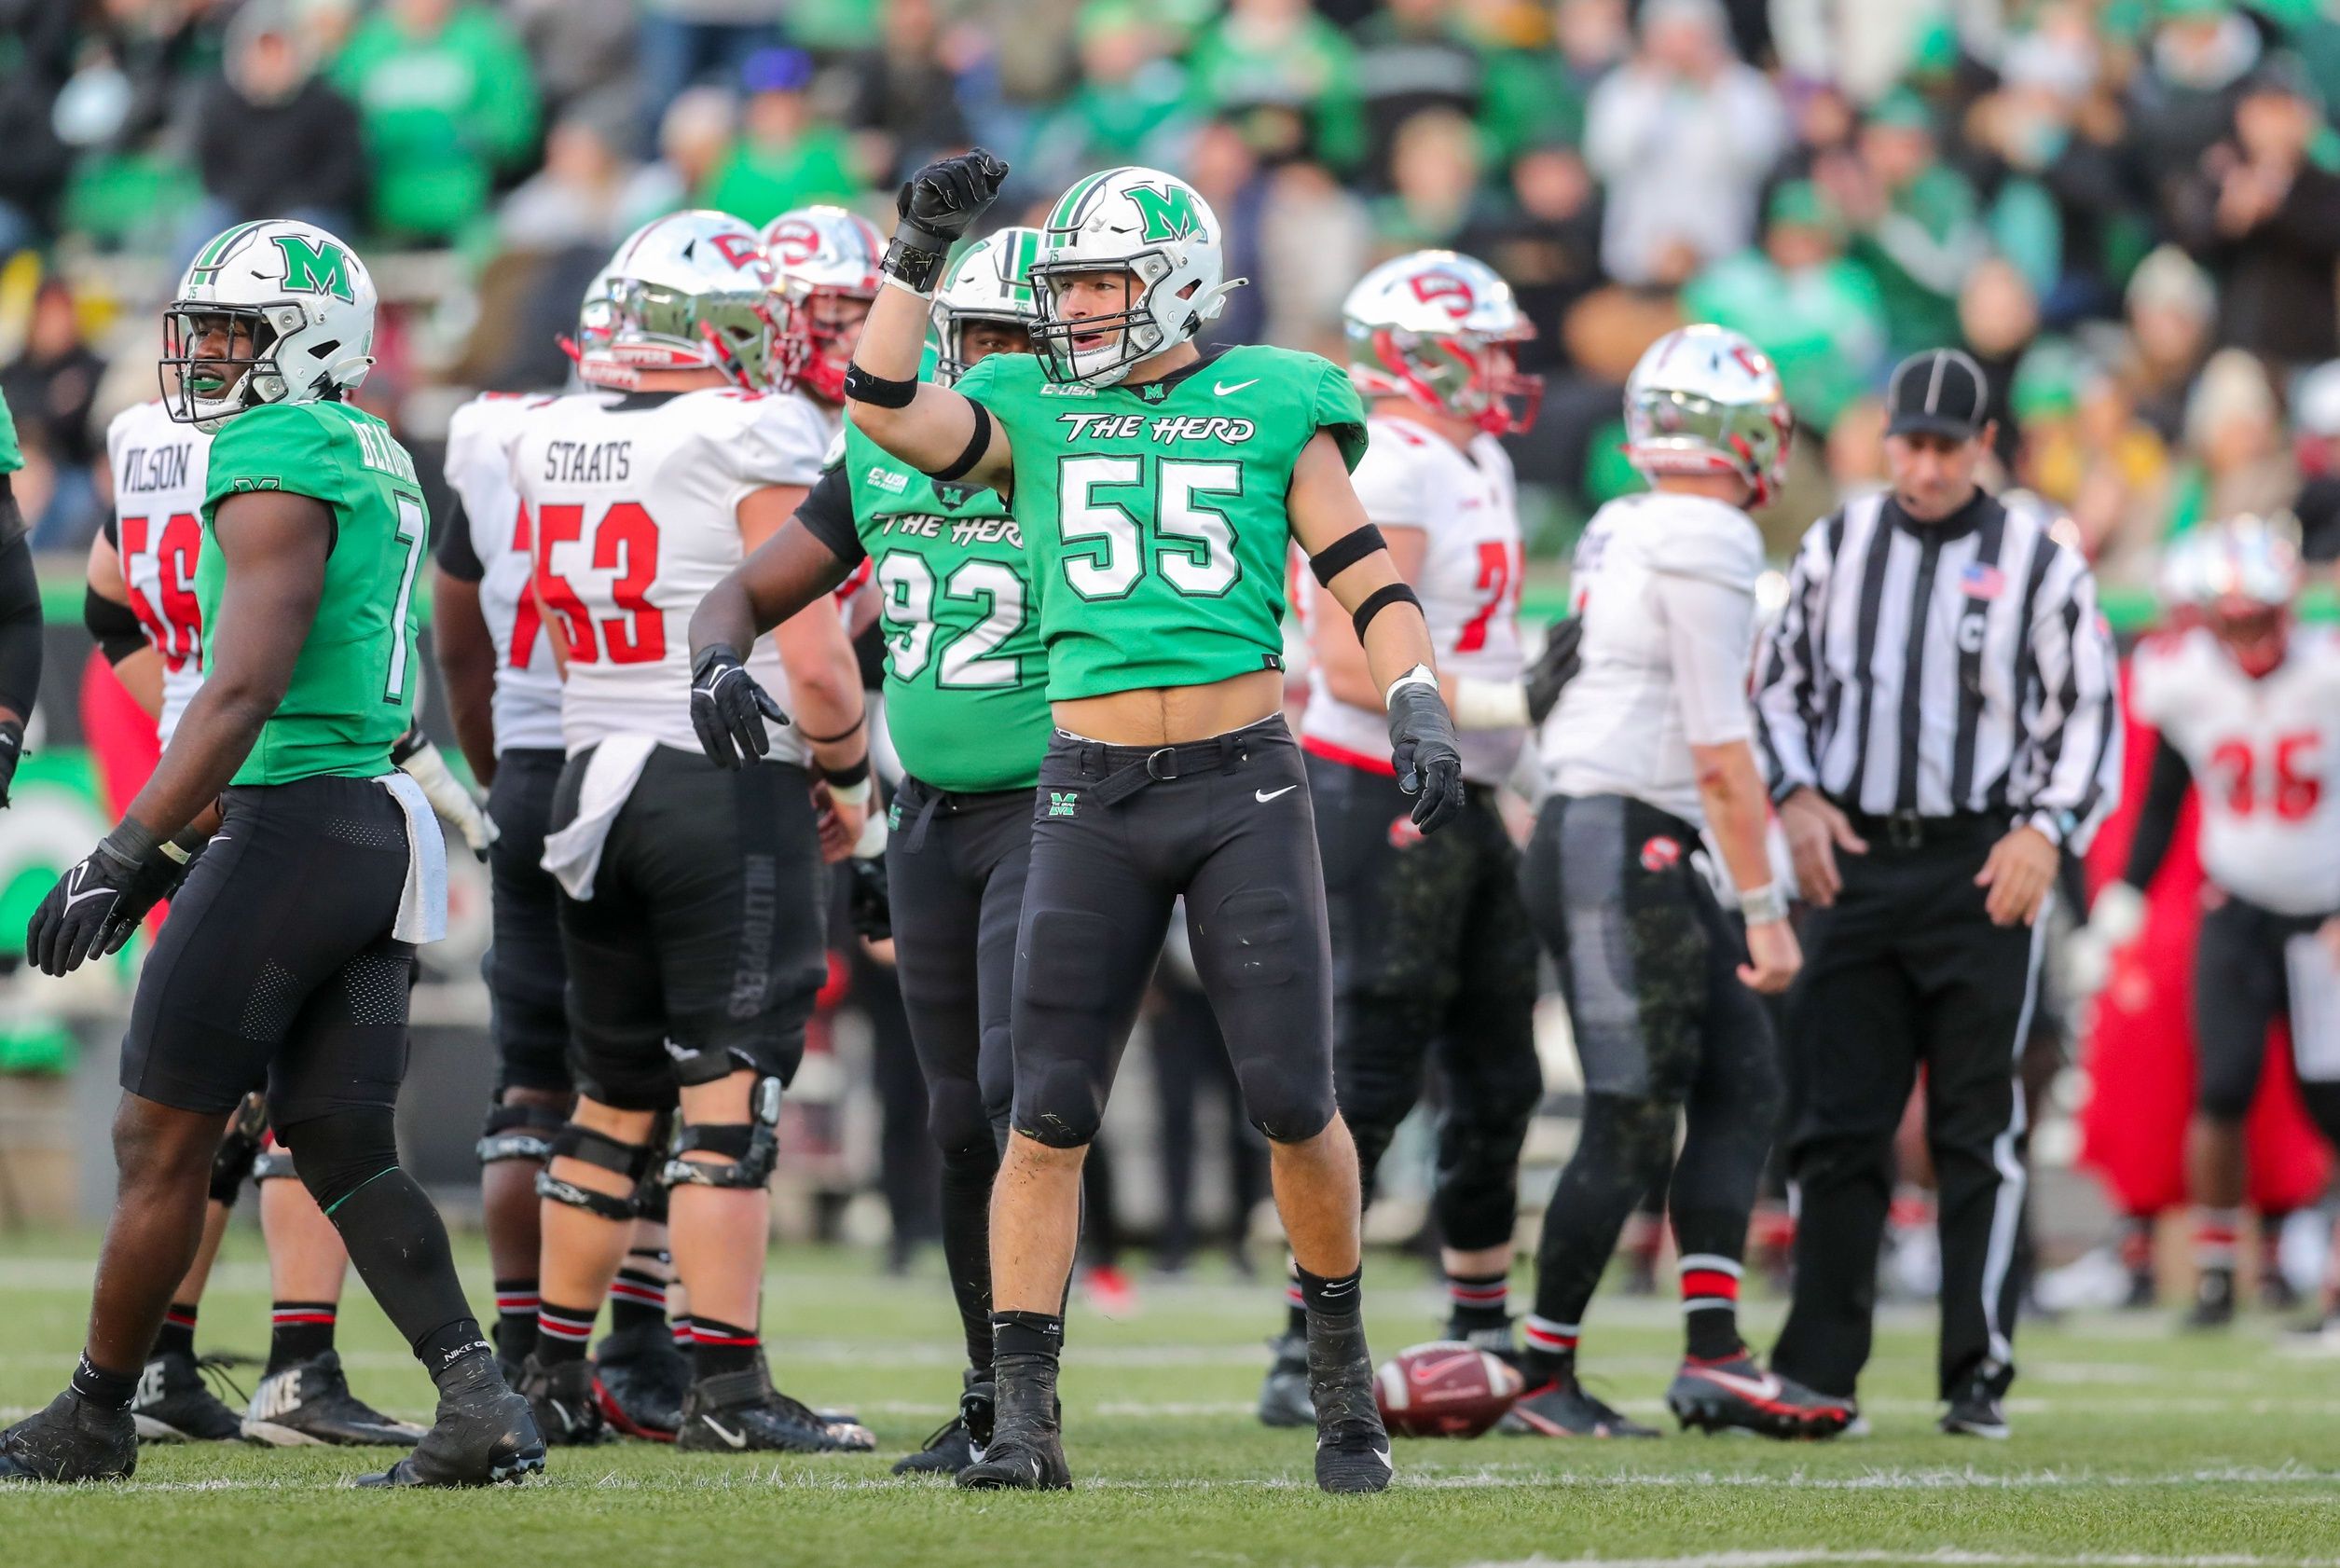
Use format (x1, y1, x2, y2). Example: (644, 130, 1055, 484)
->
(1343, 250, 1541, 436)
(1622, 323, 1793, 505)
(585, 211, 778, 391)
(1030, 166, 1245, 386)
(762, 204, 883, 402)
(571, 264, 626, 388)
(162, 218, 377, 431)
(2192, 511, 2302, 675)
(931, 226, 1042, 386)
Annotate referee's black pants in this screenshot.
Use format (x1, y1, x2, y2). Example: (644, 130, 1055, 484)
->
(1769, 818, 2046, 1405)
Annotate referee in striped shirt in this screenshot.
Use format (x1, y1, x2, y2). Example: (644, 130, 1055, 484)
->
(1752, 348, 2121, 1437)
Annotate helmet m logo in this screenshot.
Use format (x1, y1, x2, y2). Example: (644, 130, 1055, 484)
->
(272, 234, 355, 302)
(1126, 182, 1203, 244)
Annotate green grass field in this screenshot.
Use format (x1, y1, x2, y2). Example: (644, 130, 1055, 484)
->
(6, 1230, 2340, 1567)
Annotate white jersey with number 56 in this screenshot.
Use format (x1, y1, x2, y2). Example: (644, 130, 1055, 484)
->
(105, 398, 212, 744)
(1301, 414, 1525, 784)
(511, 386, 832, 760)
(2133, 624, 2340, 915)
(443, 392, 566, 754)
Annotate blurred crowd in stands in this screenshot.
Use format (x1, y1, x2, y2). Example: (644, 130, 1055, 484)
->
(1, 0, 2337, 581)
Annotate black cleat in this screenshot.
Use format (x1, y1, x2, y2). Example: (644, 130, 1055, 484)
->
(1307, 1314, 1392, 1494)
(131, 1350, 248, 1443)
(0, 1389, 138, 1482)
(957, 1363, 1068, 1491)
(515, 1354, 608, 1447)
(1503, 1373, 1659, 1438)
(592, 1321, 689, 1442)
(892, 1372, 994, 1476)
(241, 1351, 425, 1447)
(354, 1355, 545, 1487)
(1257, 1332, 1315, 1428)
(673, 1362, 875, 1453)
(1939, 1377, 2010, 1439)
(1667, 1355, 1851, 1440)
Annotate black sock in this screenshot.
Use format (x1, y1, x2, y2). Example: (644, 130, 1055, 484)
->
(1296, 1264, 1362, 1322)
(72, 1351, 138, 1410)
(690, 1316, 762, 1380)
(268, 1301, 337, 1371)
(492, 1278, 539, 1365)
(535, 1300, 597, 1366)
(156, 1302, 199, 1361)
(420, 1322, 495, 1391)
(609, 1253, 670, 1337)
(1679, 1256, 1746, 1362)
(990, 1309, 1064, 1366)
(1444, 1271, 1508, 1335)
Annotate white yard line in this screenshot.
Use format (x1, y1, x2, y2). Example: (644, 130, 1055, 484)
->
(1460, 1553, 2340, 1568)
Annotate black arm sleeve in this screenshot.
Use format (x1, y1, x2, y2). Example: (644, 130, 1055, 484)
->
(0, 474, 24, 551)
(794, 468, 866, 567)
(434, 494, 485, 582)
(0, 532, 41, 718)
(84, 585, 147, 665)
(2121, 733, 2193, 891)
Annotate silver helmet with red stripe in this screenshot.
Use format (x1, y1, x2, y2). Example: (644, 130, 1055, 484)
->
(1622, 323, 1792, 505)
(761, 204, 883, 402)
(585, 211, 778, 391)
(1342, 250, 1541, 436)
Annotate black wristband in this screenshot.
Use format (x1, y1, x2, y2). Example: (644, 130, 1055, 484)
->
(824, 753, 872, 789)
(692, 641, 742, 680)
(880, 237, 948, 295)
(926, 401, 993, 483)
(844, 364, 918, 408)
(1309, 523, 1387, 586)
(1351, 582, 1422, 642)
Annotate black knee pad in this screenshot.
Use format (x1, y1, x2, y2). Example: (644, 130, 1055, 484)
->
(274, 1108, 400, 1215)
(1433, 1072, 1540, 1251)
(477, 1100, 565, 1165)
(538, 1121, 657, 1221)
(665, 1078, 781, 1189)
(1237, 1054, 1337, 1146)
(927, 1073, 995, 1163)
(1014, 1059, 1106, 1148)
(633, 1111, 675, 1222)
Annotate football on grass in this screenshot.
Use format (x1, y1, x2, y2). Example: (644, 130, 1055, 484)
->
(1373, 1340, 1523, 1437)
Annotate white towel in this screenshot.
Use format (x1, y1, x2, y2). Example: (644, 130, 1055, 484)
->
(377, 771, 447, 943)
(540, 736, 655, 901)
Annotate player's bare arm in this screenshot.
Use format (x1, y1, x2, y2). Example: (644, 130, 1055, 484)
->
(84, 524, 164, 719)
(1691, 738, 1801, 993)
(1306, 524, 1427, 710)
(432, 568, 498, 785)
(845, 150, 1015, 490)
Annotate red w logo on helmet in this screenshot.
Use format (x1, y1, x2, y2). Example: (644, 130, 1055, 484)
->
(708, 230, 764, 270)
(1408, 270, 1475, 318)
(764, 220, 819, 267)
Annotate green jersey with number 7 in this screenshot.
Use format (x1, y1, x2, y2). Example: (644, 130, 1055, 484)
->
(196, 398, 429, 784)
(951, 342, 1366, 699)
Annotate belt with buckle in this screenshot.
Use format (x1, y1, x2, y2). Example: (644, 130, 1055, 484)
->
(1081, 732, 1255, 806)
(1842, 807, 2008, 851)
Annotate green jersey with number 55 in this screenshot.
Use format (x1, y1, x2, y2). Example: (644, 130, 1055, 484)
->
(197, 399, 429, 785)
(953, 342, 1368, 699)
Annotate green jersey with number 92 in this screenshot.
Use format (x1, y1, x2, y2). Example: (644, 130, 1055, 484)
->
(839, 420, 1052, 791)
(953, 343, 1368, 699)
(197, 399, 428, 785)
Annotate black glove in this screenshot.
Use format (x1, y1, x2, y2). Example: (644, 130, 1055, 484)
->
(1523, 616, 1583, 725)
(1386, 676, 1466, 835)
(894, 148, 1010, 252)
(26, 821, 199, 977)
(691, 643, 788, 770)
(847, 852, 891, 942)
(0, 719, 25, 807)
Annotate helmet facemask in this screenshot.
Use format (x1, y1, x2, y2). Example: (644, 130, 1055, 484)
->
(1355, 323, 1543, 436)
(160, 303, 307, 430)
(599, 278, 778, 392)
(934, 310, 1033, 386)
(772, 284, 873, 402)
(2209, 596, 2290, 677)
(1030, 254, 1185, 386)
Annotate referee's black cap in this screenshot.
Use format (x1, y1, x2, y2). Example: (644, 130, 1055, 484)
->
(1886, 348, 1989, 440)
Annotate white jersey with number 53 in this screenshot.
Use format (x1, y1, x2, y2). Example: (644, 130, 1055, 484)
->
(105, 398, 212, 744)
(511, 386, 832, 760)
(2133, 624, 2340, 915)
(1301, 414, 1525, 783)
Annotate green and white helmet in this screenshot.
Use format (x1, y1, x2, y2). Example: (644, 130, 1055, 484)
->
(930, 226, 1041, 385)
(163, 218, 377, 431)
(1030, 167, 1245, 386)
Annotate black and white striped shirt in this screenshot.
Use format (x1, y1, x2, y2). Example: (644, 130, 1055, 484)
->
(1752, 488, 2122, 849)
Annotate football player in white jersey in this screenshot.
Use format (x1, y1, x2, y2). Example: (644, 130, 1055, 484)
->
(1518, 325, 1850, 1440)
(510, 212, 874, 1454)
(2076, 514, 2340, 1328)
(761, 204, 882, 439)
(1257, 251, 1547, 1424)
(81, 396, 429, 1451)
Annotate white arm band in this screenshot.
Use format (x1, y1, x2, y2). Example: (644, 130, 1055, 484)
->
(1450, 675, 1530, 731)
(829, 777, 874, 809)
(1737, 881, 1790, 926)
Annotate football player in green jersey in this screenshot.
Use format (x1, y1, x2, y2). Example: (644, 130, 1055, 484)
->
(845, 155, 1467, 1495)
(691, 226, 1048, 1477)
(1, 221, 543, 1488)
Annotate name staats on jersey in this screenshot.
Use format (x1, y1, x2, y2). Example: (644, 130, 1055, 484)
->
(1302, 414, 1524, 784)
(2132, 625, 2340, 915)
(197, 400, 429, 785)
(1542, 490, 1765, 826)
(954, 344, 1368, 699)
(512, 386, 831, 758)
(814, 420, 1050, 792)
(441, 392, 566, 754)
(106, 399, 211, 744)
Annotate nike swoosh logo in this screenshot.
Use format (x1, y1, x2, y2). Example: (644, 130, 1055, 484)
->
(1694, 1367, 1783, 1403)
(1214, 378, 1259, 396)
(62, 867, 111, 911)
(1255, 785, 1298, 804)
(1409, 1353, 1480, 1386)
(701, 1417, 749, 1450)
